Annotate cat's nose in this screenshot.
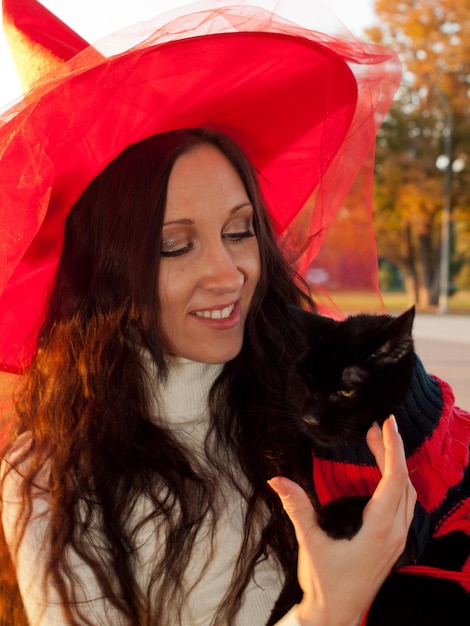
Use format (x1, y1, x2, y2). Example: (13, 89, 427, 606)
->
(303, 414, 320, 426)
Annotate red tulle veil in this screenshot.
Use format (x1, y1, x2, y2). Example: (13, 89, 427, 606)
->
(0, 0, 401, 373)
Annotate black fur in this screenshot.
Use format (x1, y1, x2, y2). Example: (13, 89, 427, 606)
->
(290, 305, 416, 448)
(289, 306, 416, 548)
(267, 307, 470, 625)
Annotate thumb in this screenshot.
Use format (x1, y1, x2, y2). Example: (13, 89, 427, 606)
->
(268, 476, 318, 542)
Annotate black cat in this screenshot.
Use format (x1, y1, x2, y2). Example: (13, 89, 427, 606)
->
(289, 305, 416, 545)
(267, 306, 470, 625)
(291, 305, 416, 449)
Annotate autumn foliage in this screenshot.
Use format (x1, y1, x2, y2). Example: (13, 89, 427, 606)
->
(368, 0, 470, 307)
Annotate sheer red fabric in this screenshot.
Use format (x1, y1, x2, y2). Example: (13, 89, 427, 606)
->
(2, 0, 88, 56)
(0, 0, 401, 372)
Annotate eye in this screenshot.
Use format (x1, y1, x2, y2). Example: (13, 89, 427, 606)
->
(222, 216, 255, 243)
(160, 237, 195, 258)
(223, 230, 255, 243)
(338, 388, 357, 398)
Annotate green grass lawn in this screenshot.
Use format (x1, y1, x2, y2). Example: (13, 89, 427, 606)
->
(314, 290, 470, 315)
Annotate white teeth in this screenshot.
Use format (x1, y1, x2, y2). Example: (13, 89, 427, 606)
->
(194, 304, 234, 320)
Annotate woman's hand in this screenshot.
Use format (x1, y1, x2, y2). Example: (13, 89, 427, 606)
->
(268, 415, 416, 626)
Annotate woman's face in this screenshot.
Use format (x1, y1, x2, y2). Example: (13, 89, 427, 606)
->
(158, 143, 261, 363)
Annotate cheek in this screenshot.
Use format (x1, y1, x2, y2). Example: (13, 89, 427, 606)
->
(244, 243, 261, 297)
(157, 268, 181, 349)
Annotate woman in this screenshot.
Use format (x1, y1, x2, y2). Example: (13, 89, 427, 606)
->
(0, 1, 467, 625)
(1, 126, 414, 626)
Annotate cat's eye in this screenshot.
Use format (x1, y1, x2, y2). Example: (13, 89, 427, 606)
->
(338, 389, 357, 398)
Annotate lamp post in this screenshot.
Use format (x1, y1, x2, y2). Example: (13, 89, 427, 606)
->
(437, 100, 452, 314)
(435, 91, 453, 314)
(435, 96, 465, 315)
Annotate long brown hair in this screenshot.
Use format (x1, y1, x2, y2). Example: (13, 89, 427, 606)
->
(5, 128, 314, 625)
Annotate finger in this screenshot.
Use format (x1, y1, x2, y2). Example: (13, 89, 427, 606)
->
(366, 416, 409, 509)
(267, 476, 318, 543)
(365, 415, 416, 526)
(366, 420, 386, 473)
(366, 415, 407, 481)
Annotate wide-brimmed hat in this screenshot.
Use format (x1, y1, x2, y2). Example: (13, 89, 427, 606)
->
(0, 0, 401, 372)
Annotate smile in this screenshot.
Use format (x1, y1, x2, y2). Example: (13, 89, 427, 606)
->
(192, 304, 235, 320)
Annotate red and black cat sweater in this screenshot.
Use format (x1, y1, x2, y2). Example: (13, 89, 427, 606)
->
(310, 355, 470, 593)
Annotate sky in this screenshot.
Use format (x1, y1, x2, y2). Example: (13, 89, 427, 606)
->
(0, 0, 376, 106)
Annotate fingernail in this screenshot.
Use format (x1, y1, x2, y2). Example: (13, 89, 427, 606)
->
(372, 421, 382, 434)
(267, 477, 288, 498)
(389, 414, 399, 432)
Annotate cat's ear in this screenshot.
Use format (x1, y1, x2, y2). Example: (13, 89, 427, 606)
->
(393, 306, 415, 335)
(371, 306, 415, 364)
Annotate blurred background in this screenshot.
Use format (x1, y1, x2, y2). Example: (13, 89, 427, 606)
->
(332, 0, 470, 317)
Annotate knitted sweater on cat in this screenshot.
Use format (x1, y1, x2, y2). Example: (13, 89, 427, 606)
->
(310, 355, 470, 591)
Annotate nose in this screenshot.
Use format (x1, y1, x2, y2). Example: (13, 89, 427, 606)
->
(199, 242, 244, 293)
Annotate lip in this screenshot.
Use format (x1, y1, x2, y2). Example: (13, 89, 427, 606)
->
(189, 300, 241, 330)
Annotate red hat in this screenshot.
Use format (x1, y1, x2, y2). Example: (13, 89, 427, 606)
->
(0, 0, 401, 372)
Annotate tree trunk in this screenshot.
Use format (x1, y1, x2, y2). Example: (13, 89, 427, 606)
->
(416, 233, 438, 307)
(403, 272, 419, 306)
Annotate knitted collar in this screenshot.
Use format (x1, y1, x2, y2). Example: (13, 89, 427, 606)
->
(149, 356, 223, 426)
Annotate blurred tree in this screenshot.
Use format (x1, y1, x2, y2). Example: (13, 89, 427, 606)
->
(367, 0, 470, 306)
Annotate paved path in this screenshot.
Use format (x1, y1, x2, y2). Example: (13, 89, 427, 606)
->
(412, 314, 470, 411)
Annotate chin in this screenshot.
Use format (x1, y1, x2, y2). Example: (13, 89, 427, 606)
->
(197, 350, 240, 364)
(185, 341, 243, 365)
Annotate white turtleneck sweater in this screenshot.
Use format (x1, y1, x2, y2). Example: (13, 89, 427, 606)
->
(1, 358, 300, 625)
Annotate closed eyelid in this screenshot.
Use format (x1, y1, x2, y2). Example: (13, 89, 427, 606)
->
(223, 215, 253, 232)
(160, 205, 254, 256)
(161, 235, 188, 248)
(160, 223, 195, 256)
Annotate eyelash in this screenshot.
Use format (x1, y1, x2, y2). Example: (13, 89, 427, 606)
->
(160, 242, 194, 258)
(160, 230, 255, 258)
(223, 230, 255, 242)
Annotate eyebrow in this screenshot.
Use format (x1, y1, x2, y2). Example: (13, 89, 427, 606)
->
(162, 202, 253, 227)
(230, 201, 253, 215)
